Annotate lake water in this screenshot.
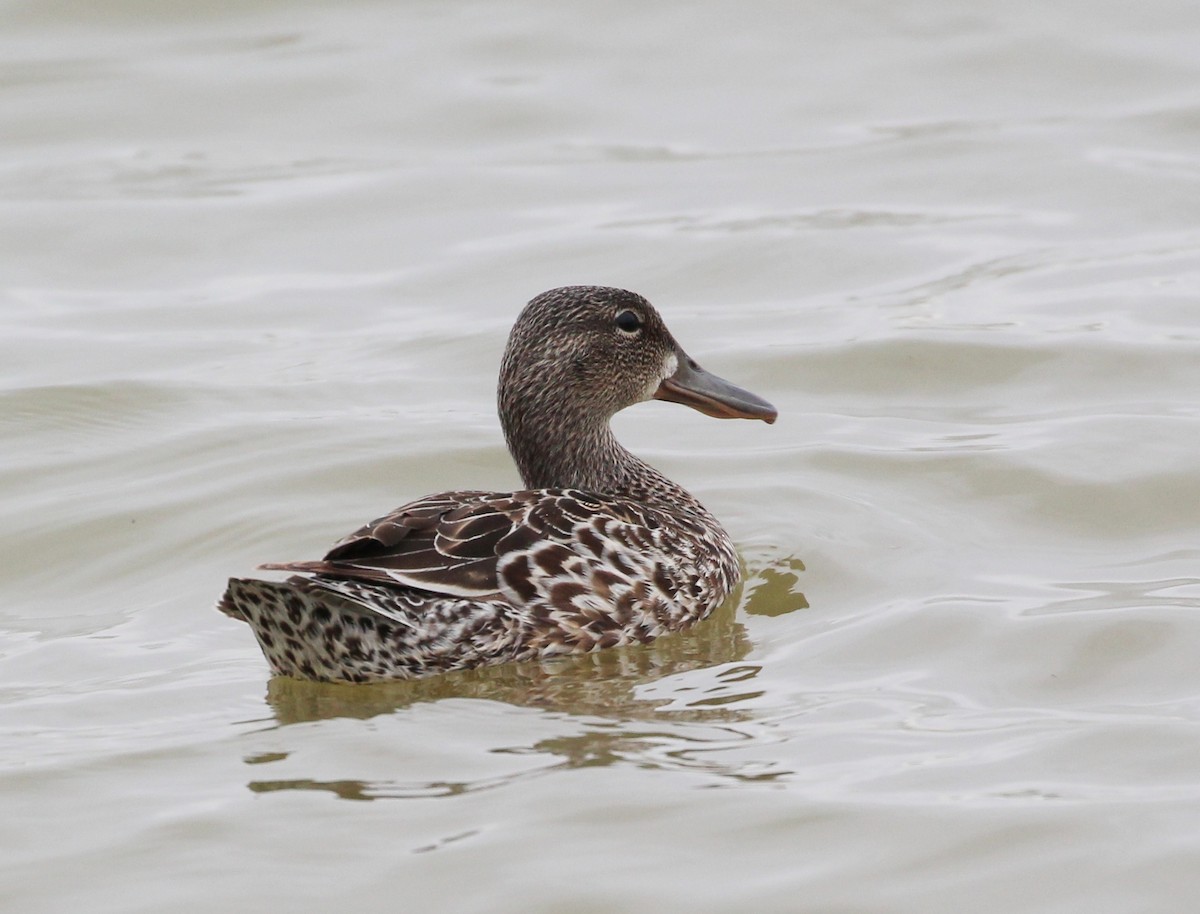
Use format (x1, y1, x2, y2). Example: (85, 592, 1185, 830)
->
(3, 1, 1200, 911)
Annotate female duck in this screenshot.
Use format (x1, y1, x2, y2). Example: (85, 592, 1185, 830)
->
(219, 286, 776, 682)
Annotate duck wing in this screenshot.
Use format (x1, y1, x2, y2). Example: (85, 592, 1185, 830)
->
(259, 488, 659, 601)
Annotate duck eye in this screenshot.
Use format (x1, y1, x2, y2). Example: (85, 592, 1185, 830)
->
(615, 310, 642, 334)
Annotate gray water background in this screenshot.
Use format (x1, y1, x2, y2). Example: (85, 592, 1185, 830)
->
(3, 2, 1200, 911)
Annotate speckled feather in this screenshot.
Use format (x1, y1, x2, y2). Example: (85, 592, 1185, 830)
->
(219, 286, 774, 682)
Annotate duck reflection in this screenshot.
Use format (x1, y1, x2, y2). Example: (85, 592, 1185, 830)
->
(262, 595, 753, 726)
(246, 557, 806, 799)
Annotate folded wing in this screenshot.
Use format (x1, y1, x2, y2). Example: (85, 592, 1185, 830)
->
(259, 488, 658, 601)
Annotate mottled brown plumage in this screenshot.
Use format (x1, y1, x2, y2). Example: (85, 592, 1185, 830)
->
(219, 286, 776, 682)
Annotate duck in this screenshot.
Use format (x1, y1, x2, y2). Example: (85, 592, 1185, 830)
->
(218, 286, 776, 682)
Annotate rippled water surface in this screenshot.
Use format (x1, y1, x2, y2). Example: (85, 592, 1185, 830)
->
(4, 1, 1200, 911)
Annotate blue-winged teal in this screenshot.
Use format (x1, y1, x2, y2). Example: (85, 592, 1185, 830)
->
(219, 286, 776, 681)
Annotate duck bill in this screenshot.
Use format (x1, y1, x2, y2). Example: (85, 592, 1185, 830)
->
(654, 350, 777, 424)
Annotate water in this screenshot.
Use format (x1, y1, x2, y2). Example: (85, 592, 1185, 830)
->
(3, 1, 1200, 911)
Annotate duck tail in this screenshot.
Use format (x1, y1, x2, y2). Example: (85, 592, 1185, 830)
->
(218, 576, 302, 623)
(217, 576, 516, 682)
(217, 577, 342, 680)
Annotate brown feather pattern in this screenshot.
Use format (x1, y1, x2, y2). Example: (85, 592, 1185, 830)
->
(218, 286, 774, 682)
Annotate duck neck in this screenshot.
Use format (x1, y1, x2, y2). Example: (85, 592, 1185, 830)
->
(502, 403, 690, 504)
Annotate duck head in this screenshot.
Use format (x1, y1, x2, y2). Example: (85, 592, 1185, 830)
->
(497, 286, 776, 491)
(499, 285, 777, 426)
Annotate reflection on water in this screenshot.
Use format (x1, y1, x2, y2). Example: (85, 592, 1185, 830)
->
(743, 558, 809, 617)
(246, 558, 807, 799)
(247, 715, 792, 802)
